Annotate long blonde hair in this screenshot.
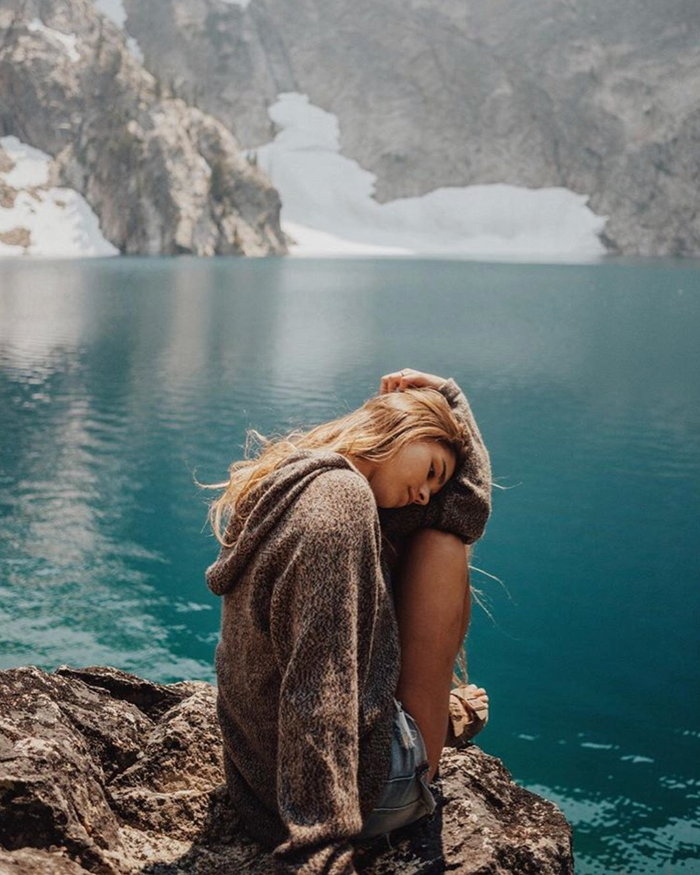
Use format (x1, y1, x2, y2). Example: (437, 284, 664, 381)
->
(198, 385, 472, 687)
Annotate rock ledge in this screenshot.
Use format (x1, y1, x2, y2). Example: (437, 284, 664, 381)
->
(0, 665, 573, 874)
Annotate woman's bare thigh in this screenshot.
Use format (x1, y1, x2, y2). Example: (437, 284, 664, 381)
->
(392, 528, 470, 782)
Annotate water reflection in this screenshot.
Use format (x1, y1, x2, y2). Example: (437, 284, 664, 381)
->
(1, 256, 699, 873)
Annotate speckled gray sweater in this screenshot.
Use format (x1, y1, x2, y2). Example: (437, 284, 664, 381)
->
(205, 378, 491, 873)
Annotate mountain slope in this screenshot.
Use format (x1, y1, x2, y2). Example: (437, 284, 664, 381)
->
(122, 0, 700, 256)
(0, 0, 288, 256)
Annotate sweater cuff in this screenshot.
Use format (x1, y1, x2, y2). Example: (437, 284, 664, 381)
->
(436, 377, 462, 406)
(433, 376, 492, 545)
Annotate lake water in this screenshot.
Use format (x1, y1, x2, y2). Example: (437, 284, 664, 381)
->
(1, 256, 698, 873)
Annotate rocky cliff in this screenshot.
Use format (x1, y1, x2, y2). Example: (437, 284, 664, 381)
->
(0, 664, 574, 874)
(122, 0, 700, 257)
(0, 0, 288, 256)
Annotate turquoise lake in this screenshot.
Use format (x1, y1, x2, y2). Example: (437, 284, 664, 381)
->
(1, 256, 698, 873)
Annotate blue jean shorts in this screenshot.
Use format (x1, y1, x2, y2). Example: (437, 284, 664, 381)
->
(355, 698, 437, 841)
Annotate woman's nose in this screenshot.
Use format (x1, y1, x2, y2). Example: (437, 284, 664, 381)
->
(416, 485, 429, 505)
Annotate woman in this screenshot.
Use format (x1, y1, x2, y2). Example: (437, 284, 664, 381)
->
(203, 368, 491, 873)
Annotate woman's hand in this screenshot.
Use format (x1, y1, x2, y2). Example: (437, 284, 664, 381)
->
(380, 368, 447, 395)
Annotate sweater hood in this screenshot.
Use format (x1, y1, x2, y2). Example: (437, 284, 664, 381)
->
(205, 448, 366, 596)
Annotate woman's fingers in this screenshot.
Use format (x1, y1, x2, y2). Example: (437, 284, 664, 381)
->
(379, 369, 446, 394)
(380, 370, 410, 394)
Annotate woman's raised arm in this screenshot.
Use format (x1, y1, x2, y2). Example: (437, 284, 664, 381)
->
(378, 369, 492, 548)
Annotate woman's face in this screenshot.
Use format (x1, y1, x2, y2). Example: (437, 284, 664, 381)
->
(366, 440, 457, 509)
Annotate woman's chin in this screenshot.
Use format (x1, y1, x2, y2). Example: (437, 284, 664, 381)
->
(391, 496, 410, 509)
(373, 490, 409, 510)
(375, 497, 399, 510)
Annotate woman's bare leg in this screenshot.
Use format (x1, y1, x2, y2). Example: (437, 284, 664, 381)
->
(393, 528, 471, 783)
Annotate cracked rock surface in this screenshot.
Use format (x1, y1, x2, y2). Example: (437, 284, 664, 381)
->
(0, 665, 573, 874)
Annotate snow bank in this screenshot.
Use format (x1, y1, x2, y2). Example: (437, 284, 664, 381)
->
(0, 136, 119, 258)
(252, 92, 608, 261)
(27, 18, 80, 62)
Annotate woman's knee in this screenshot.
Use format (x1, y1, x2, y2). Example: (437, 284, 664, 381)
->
(406, 528, 468, 567)
(399, 530, 469, 631)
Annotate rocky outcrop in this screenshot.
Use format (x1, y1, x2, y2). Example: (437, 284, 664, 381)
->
(122, 0, 700, 257)
(0, 0, 288, 256)
(0, 664, 574, 874)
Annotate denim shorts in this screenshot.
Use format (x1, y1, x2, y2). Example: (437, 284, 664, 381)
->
(355, 698, 437, 841)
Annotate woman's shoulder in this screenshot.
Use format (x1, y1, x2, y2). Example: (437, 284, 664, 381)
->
(292, 460, 377, 531)
(303, 461, 374, 504)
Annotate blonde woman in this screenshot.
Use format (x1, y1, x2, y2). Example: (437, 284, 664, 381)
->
(203, 368, 491, 873)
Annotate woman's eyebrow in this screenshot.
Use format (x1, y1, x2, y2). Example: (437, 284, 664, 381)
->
(439, 458, 447, 486)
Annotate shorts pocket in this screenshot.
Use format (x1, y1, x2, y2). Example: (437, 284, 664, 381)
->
(356, 792, 430, 841)
(356, 750, 436, 841)
(415, 762, 437, 817)
(355, 701, 437, 842)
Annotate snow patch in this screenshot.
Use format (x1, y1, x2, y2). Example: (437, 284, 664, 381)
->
(126, 36, 144, 64)
(0, 136, 119, 258)
(1, 138, 51, 188)
(93, 0, 126, 28)
(220, 0, 253, 9)
(92, 0, 144, 63)
(27, 19, 80, 62)
(251, 92, 608, 261)
(283, 222, 408, 256)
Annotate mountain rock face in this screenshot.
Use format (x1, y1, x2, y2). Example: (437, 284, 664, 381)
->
(0, 664, 574, 874)
(0, 0, 287, 256)
(123, 0, 700, 257)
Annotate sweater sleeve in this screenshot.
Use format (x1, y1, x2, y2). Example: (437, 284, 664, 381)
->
(378, 377, 492, 548)
(269, 471, 382, 875)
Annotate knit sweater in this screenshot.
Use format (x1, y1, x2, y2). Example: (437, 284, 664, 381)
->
(205, 378, 491, 874)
